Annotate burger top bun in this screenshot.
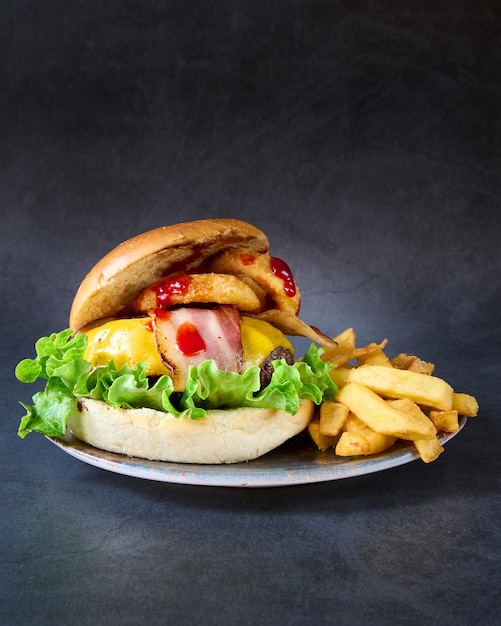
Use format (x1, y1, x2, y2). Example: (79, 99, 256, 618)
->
(70, 219, 269, 331)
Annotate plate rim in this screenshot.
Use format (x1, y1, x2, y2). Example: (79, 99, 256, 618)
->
(46, 417, 467, 488)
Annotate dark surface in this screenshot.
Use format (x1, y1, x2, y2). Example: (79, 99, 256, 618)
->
(2, 2, 500, 624)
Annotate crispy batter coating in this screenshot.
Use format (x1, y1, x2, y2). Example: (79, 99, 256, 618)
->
(209, 248, 301, 315)
(132, 273, 263, 314)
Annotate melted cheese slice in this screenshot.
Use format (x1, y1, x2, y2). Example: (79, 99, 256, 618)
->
(240, 316, 293, 369)
(83, 318, 171, 376)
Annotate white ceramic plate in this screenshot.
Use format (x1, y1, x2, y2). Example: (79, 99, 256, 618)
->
(47, 417, 466, 488)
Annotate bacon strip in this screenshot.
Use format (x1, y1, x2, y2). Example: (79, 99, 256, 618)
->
(151, 306, 243, 391)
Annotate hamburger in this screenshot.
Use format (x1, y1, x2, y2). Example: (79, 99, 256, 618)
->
(16, 219, 338, 464)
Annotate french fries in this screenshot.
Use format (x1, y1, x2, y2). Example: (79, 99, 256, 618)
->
(429, 409, 459, 433)
(336, 414, 396, 456)
(358, 348, 392, 367)
(307, 420, 339, 451)
(452, 393, 479, 418)
(388, 399, 444, 463)
(319, 401, 348, 437)
(413, 437, 445, 464)
(310, 328, 478, 463)
(391, 353, 435, 375)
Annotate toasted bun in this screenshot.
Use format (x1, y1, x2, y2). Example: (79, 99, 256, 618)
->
(70, 219, 269, 331)
(68, 398, 314, 464)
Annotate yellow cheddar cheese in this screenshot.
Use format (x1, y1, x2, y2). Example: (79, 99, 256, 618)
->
(83, 318, 171, 376)
(240, 316, 294, 369)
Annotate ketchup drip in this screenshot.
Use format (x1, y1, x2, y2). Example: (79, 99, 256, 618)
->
(152, 308, 170, 322)
(153, 274, 192, 307)
(176, 321, 206, 356)
(270, 257, 296, 297)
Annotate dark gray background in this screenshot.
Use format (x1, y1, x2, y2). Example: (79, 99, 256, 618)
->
(2, 2, 500, 625)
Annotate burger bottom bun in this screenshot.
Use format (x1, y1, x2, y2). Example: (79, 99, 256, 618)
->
(68, 398, 315, 464)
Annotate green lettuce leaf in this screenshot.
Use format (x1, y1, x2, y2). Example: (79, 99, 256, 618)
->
(18, 378, 79, 439)
(15, 329, 87, 383)
(16, 329, 338, 439)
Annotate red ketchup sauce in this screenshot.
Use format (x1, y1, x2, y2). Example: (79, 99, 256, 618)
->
(153, 274, 192, 307)
(270, 257, 296, 297)
(176, 321, 206, 356)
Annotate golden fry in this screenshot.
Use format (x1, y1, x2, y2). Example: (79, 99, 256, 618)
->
(387, 399, 444, 462)
(413, 437, 444, 463)
(338, 414, 396, 455)
(308, 420, 338, 451)
(332, 327, 357, 353)
(329, 367, 352, 388)
(452, 392, 479, 417)
(335, 432, 370, 456)
(391, 353, 435, 375)
(328, 340, 388, 367)
(335, 431, 396, 457)
(319, 401, 348, 437)
(347, 365, 454, 411)
(429, 409, 459, 433)
(358, 348, 392, 367)
(406, 359, 435, 375)
(336, 383, 436, 441)
(321, 327, 356, 362)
